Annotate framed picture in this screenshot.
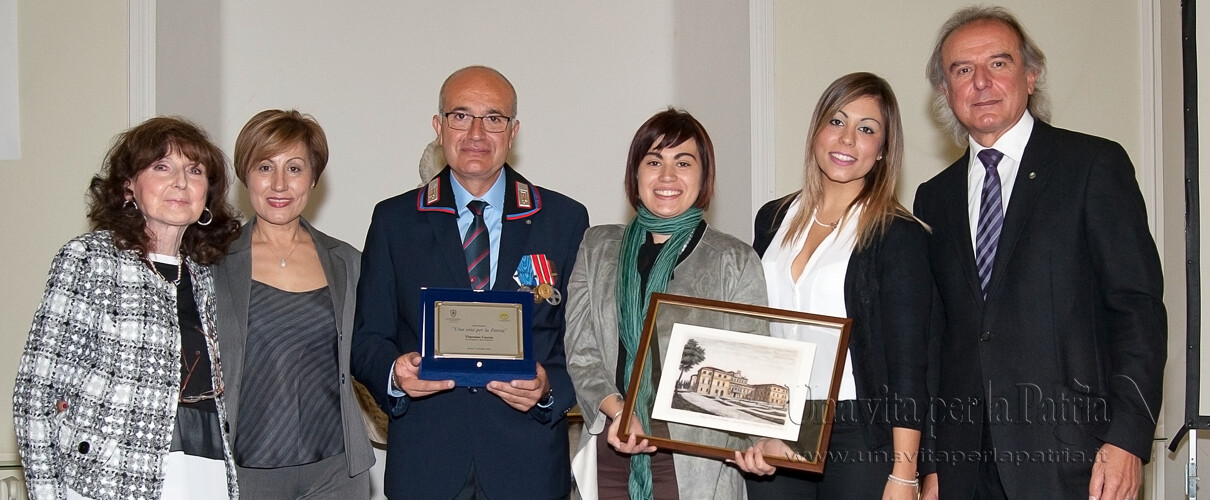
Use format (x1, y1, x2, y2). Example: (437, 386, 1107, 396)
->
(619, 293, 852, 473)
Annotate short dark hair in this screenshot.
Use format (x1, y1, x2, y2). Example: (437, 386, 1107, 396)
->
(234, 109, 329, 185)
(623, 107, 716, 211)
(87, 116, 239, 264)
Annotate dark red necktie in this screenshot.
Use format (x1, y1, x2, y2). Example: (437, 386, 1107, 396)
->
(463, 200, 490, 290)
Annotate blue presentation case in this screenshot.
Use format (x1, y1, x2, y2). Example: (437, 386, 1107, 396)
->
(418, 287, 536, 387)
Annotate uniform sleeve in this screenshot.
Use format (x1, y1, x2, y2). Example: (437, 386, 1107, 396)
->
(528, 203, 590, 425)
(350, 203, 408, 416)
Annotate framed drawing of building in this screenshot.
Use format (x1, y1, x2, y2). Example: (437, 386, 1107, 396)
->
(618, 293, 852, 473)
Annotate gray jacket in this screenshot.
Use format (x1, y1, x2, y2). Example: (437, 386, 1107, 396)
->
(211, 218, 375, 480)
(566, 224, 768, 500)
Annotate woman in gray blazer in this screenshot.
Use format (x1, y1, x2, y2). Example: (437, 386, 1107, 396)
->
(566, 108, 769, 500)
(212, 110, 376, 499)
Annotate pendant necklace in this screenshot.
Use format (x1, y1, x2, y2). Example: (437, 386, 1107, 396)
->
(811, 213, 839, 229)
(257, 229, 300, 268)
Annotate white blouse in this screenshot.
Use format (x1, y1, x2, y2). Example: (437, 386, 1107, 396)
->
(761, 198, 859, 401)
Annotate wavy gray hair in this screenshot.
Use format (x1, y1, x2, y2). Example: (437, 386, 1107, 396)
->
(926, 5, 1050, 145)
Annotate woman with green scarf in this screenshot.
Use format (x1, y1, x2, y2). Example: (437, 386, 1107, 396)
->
(566, 108, 769, 500)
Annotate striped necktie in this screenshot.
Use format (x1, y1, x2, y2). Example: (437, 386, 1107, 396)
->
(975, 148, 1004, 298)
(463, 200, 490, 290)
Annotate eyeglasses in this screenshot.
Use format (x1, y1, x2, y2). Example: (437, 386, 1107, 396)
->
(443, 112, 514, 133)
(178, 331, 225, 404)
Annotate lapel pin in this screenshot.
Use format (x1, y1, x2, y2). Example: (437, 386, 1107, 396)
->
(1028, 172, 1037, 179)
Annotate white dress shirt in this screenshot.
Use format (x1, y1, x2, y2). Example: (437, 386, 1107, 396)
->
(966, 111, 1035, 250)
(761, 198, 859, 401)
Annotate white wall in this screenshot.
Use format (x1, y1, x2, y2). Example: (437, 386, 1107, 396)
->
(1, 2, 1196, 498)
(772, 1, 1144, 208)
(772, 2, 1179, 498)
(157, 1, 753, 248)
(0, 0, 128, 465)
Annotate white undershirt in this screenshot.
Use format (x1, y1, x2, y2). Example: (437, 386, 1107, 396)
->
(761, 198, 859, 401)
(147, 252, 181, 264)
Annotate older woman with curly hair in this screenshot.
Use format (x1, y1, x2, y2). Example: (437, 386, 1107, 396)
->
(13, 116, 241, 499)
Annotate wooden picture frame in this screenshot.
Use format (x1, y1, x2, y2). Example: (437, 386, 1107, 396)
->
(618, 292, 852, 473)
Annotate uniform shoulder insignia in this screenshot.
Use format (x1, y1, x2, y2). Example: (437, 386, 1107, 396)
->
(515, 182, 532, 209)
(426, 177, 441, 205)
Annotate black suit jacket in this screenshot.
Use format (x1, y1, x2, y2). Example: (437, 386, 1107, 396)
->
(753, 194, 932, 448)
(913, 120, 1166, 499)
(351, 165, 589, 500)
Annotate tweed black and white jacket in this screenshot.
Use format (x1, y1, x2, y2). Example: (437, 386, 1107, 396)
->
(12, 231, 239, 499)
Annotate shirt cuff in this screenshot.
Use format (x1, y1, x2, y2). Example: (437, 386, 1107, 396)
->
(387, 362, 405, 398)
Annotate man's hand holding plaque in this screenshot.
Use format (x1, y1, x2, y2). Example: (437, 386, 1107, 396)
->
(397, 349, 549, 411)
(486, 363, 550, 411)
(392, 352, 454, 398)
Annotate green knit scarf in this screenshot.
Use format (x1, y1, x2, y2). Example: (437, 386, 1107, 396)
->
(615, 205, 703, 500)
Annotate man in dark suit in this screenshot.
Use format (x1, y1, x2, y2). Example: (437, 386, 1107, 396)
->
(913, 7, 1165, 500)
(351, 65, 589, 499)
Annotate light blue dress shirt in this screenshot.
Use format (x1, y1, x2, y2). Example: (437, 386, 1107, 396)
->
(450, 172, 507, 289)
(388, 171, 509, 396)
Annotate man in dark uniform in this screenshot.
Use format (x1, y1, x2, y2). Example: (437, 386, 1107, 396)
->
(352, 66, 589, 500)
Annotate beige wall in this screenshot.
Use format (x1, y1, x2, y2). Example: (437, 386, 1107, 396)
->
(156, 1, 753, 247)
(772, 1, 1144, 207)
(0, 2, 1198, 498)
(772, 2, 1181, 498)
(0, 1, 128, 464)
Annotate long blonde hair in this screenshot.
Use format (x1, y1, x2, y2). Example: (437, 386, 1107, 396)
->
(779, 72, 911, 251)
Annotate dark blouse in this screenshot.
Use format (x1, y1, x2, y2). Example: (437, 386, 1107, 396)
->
(235, 282, 343, 468)
(156, 260, 224, 460)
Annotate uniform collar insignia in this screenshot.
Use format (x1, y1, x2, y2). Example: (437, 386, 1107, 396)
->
(516, 182, 532, 209)
(425, 177, 441, 205)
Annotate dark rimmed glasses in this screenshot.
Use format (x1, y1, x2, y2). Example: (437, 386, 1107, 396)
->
(443, 111, 514, 133)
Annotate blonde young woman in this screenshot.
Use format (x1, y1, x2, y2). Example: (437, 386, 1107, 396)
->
(746, 73, 933, 500)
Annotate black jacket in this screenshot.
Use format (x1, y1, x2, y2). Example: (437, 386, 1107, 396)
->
(753, 193, 933, 449)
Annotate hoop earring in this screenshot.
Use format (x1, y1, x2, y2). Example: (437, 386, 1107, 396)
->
(123, 199, 139, 211)
(196, 207, 213, 226)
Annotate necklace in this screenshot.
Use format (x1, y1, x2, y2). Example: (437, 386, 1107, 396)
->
(147, 255, 183, 285)
(811, 213, 839, 229)
(256, 229, 301, 268)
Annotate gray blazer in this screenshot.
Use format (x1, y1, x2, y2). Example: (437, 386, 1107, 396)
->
(211, 218, 374, 478)
(566, 224, 768, 500)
